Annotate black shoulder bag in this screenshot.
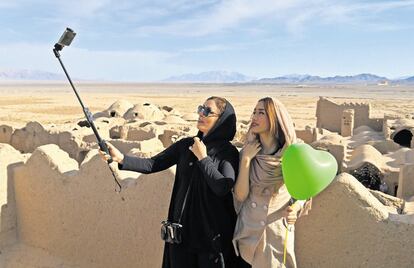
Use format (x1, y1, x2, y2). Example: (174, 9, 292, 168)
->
(160, 185, 190, 244)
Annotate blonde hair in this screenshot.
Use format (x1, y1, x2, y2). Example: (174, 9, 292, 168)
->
(258, 97, 292, 148)
(258, 97, 278, 137)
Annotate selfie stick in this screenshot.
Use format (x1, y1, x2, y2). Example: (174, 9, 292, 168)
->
(53, 28, 122, 192)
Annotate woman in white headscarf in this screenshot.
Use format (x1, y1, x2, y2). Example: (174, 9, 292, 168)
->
(233, 97, 311, 268)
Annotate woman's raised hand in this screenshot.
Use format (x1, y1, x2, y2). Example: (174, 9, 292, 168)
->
(98, 142, 124, 164)
(284, 203, 300, 225)
(242, 141, 261, 162)
(189, 137, 208, 161)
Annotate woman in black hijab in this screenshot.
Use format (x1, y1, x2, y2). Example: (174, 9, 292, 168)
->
(101, 96, 245, 268)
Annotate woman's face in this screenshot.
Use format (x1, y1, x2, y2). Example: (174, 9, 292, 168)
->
(196, 99, 221, 135)
(250, 101, 270, 134)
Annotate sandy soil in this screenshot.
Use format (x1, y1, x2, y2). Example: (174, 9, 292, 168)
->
(1, 82, 413, 129)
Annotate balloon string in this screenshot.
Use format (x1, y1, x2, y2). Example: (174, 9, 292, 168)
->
(283, 202, 298, 266)
(283, 225, 289, 265)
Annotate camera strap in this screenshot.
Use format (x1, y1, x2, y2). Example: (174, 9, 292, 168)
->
(177, 183, 191, 224)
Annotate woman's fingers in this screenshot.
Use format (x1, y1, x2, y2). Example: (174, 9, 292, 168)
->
(98, 150, 111, 161)
(287, 218, 297, 225)
(98, 142, 124, 164)
(105, 142, 121, 158)
(106, 142, 115, 155)
(286, 213, 297, 224)
(106, 142, 117, 154)
(242, 142, 261, 161)
(286, 205, 298, 224)
(98, 149, 107, 158)
(287, 213, 297, 220)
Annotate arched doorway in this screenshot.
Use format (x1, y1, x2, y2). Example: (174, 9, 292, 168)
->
(392, 129, 413, 148)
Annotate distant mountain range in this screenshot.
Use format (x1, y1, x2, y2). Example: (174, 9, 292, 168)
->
(164, 71, 414, 84)
(163, 71, 256, 83)
(257, 73, 390, 84)
(1, 69, 414, 84)
(0, 69, 66, 81)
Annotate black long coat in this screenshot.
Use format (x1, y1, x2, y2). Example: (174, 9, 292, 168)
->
(120, 101, 240, 267)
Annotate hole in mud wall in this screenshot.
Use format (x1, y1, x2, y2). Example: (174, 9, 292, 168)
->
(393, 129, 413, 148)
(143, 103, 150, 106)
(2, 127, 6, 133)
(394, 184, 399, 197)
(134, 112, 138, 117)
(162, 106, 173, 112)
(110, 111, 116, 117)
(78, 120, 91, 128)
(351, 163, 386, 193)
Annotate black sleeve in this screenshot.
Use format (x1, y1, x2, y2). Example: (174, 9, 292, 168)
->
(118, 139, 184, 174)
(197, 154, 237, 197)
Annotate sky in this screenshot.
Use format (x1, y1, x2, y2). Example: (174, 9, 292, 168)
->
(1, 0, 414, 81)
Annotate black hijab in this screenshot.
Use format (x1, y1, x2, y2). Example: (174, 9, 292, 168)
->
(196, 99, 237, 155)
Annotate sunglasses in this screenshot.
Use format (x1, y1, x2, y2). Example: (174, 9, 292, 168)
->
(197, 105, 219, 117)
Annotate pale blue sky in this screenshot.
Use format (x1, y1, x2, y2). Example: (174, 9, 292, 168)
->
(1, 0, 414, 81)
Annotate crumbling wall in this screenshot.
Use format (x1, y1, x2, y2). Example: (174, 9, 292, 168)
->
(3, 145, 414, 267)
(397, 163, 414, 200)
(10, 121, 52, 153)
(311, 134, 345, 172)
(110, 122, 160, 141)
(93, 100, 134, 118)
(158, 127, 198, 148)
(296, 127, 317, 144)
(4, 122, 89, 162)
(109, 138, 164, 158)
(124, 103, 165, 121)
(316, 97, 383, 133)
(296, 173, 414, 267)
(0, 125, 14, 144)
(2, 118, 200, 166)
(109, 120, 197, 149)
(341, 109, 354, 137)
(0, 144, 26, 250)
(10, 144, 174, 268)
(385, 118, 414, 148)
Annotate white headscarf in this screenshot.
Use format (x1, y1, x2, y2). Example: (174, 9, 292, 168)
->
(246, 98, 297, 153)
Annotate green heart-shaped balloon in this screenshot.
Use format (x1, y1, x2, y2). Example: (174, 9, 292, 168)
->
(282, 143, 338, 200)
